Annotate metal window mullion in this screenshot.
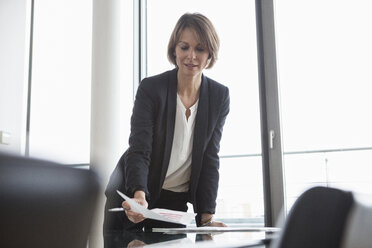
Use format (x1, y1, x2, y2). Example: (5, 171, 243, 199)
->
(256, 0, 285, 227)
(133, 0, 147, 100)
(25, 0, 35, 156)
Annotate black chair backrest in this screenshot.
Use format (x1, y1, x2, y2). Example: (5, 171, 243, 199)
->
(274, 186, 354, 248)
(0, 152, 100, 248)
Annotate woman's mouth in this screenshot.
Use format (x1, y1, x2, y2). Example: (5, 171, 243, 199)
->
(185, 63, 197, 69)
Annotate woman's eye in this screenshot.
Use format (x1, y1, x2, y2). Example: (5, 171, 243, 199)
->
(180, 46, 189, 51)
(196, 47, 205, 52)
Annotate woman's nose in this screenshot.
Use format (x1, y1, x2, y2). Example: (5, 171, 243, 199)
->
(187, 49, 196, 59)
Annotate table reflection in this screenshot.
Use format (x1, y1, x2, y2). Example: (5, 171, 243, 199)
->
(104, 230, 273, 248)
(104, 230, 186, 248)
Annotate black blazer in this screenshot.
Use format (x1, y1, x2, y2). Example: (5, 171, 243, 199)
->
(105, 68, 229, 221)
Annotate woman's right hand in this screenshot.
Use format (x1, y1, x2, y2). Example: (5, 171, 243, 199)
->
(122, 190, 148, 223)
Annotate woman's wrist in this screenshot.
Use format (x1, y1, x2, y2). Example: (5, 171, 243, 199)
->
(200, 214, 214, 226)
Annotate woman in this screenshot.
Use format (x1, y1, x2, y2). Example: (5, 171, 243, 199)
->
(104, 12, 230, 232)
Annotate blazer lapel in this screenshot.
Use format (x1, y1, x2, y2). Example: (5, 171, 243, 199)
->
(160, 69, 178, 181)
(190, 74, 209, 196)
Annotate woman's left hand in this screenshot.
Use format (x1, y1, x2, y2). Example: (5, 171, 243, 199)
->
(200, 213, 227, 227)
(208, 220, 227, 227)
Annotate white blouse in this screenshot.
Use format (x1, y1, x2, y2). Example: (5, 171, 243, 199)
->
(162, 94, 199, 192)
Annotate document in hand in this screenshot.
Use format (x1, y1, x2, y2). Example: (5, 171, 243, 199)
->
(115, 190, 196, 225)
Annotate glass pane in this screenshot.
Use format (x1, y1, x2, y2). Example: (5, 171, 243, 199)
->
(217, 157, 264, 225)
(147, 0, 263, 224)
(275, 0, 372, 210)
(30, 0, 92, 164)
(147, 0, 261, 156)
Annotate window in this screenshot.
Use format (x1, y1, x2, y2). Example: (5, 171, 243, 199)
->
(146, 0, 263, 225)
(29, 0, 92, 164)
(275, 0, 372, 210)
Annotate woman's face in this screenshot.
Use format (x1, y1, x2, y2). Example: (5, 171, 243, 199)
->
(174, 28, 210, 78)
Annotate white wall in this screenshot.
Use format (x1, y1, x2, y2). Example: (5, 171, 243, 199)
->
(0, 0, 30, 154)
(89, 0, 126, 247)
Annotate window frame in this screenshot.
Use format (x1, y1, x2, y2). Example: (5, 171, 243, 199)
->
(255, 0, 285, 226)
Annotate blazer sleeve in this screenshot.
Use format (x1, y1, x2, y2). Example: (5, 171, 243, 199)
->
(196, 86, 230, 214)
(124, 79, 155, 196)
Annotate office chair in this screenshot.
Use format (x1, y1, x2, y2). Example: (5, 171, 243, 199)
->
(271, 186, 354, 248)
(0, 152, 100, 248)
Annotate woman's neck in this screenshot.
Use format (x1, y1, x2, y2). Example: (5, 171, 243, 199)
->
(177, 71, 201, 110)
(177, 72, 202, 96)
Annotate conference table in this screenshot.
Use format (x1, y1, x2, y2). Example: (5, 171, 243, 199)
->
(104, 226, 279, 247)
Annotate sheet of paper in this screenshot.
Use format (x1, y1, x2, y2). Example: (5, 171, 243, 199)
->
(116, 190, 196, 225)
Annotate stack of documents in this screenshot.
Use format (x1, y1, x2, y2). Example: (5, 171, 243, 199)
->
(109, 190, 196, 225)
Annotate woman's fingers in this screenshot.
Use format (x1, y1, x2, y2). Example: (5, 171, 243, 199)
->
(122, 201, 131, 210)
(126, 210, 145, 223)
(122, 201, 146, 223)
(209, 221, 227, 227)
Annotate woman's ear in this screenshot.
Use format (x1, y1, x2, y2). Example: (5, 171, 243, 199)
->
(205, 58, 211, 69)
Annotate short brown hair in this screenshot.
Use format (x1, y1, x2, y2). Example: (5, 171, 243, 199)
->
(167, 13, 220, 69)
